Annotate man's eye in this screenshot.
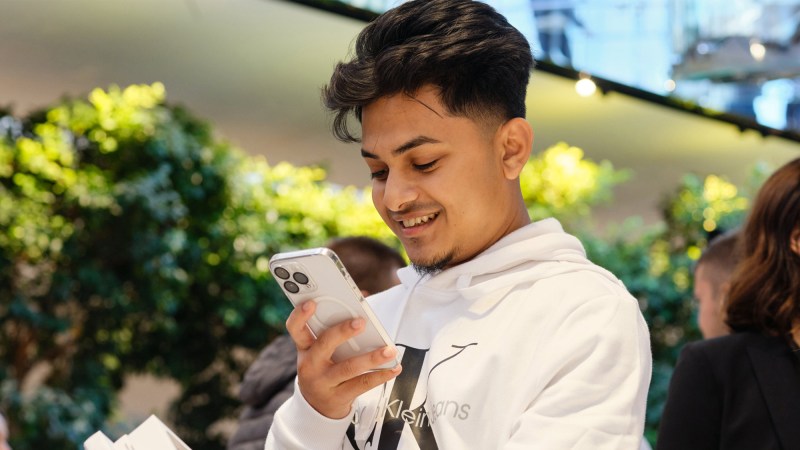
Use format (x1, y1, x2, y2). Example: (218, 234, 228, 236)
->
(413, 160, 438, 171)
(370, 169, 388, 180)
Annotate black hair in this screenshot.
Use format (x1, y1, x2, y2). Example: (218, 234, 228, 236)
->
(323, 0, 534, 142)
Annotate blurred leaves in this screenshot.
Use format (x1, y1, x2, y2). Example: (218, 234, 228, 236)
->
(0, 83, 392, 450)
(521, 142, 630, 226)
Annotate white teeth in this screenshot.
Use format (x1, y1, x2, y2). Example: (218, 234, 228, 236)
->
(402, 213, 437, 228)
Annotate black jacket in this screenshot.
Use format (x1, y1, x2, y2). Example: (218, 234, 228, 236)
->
(227, 335, 297, 450)
(656, 331, 800, 450)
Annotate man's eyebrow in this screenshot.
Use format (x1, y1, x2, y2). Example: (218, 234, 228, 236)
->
(361, 136, 440, 159)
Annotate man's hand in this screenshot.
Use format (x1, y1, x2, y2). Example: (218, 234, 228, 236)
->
(285, 300, 402, 419)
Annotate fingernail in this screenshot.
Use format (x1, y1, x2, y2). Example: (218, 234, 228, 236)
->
(392, 364, 402, 373)
(351, 318, 364, 329)
(382, 347, 395, 358)
(302, 302, 312, 311)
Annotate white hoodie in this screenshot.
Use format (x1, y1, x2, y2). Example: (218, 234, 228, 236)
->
(266, 218, 652, 449)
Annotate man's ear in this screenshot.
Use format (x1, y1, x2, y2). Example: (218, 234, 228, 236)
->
(495, 117, 533, 180)
(791, 228, 800, 256)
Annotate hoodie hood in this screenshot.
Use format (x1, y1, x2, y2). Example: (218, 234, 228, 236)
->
(396, 218, 624, 313)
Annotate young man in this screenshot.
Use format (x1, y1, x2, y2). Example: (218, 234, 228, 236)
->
(693, 230, 740, 339)
(267, 1, 651, 448)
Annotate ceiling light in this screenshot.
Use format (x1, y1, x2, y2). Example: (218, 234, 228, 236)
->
(575, 77, 596, 97)
(750, 41, 766, 61)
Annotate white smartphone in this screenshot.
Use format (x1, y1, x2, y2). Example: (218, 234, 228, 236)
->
(269, 247, 399, 370)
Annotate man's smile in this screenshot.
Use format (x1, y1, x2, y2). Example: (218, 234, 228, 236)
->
(400, 212, 439, 229)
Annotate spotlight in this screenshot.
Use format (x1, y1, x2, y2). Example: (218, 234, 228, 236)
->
(575, 76, 596, 97)
(749, 41, 766, 61)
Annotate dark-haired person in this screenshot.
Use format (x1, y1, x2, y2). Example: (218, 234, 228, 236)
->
(227, 236, 405, 450)
(693, 229, 740, 339)
(657, 157, 800, 450)
(267, 1, 651, 448)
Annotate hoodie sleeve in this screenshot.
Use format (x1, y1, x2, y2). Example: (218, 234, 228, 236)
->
(264, 378, 353, 450)
(504, 291, 652, 450)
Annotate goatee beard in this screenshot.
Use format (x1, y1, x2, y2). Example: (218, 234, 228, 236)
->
(412, 252, 453, 277)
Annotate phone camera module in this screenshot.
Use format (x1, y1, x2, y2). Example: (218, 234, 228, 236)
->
(284, 280, 300, 294)
(293, 272, 309, 284)
(274, 267, 290, 280)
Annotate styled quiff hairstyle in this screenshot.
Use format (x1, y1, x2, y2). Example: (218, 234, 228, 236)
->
(725, 157, 800, 338)
(323, 0, 534, 142)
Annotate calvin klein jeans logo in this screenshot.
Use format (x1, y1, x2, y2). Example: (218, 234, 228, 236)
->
(346, 343, 476, 450)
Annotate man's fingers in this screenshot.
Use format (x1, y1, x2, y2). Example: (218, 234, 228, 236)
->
(289, 306, 400, 387)
(285, 301, 317, 351)
(327, 345, 400, 384)
(337, 364, 403, 399)
(312, 316, 366, 356)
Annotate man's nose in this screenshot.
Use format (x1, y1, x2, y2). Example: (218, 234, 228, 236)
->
(382, 172, 418, 212)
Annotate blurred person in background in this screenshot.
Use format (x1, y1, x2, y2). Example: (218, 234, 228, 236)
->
(657, 157, 800, 450)
(693, 229, 740, 339)
(227, 236, 405, 450)
(530, 0, 587, 66)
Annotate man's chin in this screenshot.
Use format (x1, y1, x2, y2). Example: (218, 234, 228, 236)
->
(410, 252, 454, 277)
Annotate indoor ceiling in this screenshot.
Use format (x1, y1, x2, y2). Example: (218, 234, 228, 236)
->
(1, 0, 798, 228)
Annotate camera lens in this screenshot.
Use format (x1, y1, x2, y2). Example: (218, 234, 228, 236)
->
(274, 267, 290, 279)
(293, 272, 309, 284)
(284, 280, 299, 293)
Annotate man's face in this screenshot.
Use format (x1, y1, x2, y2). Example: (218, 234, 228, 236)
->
(360, 86, 525, 272)
(694, 264, 729, 339)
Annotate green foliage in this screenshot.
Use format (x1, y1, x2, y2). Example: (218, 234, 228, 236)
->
(0, 83, 392, 450)
(1, 380, 101, 448)
(520, 142, 630, 226)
